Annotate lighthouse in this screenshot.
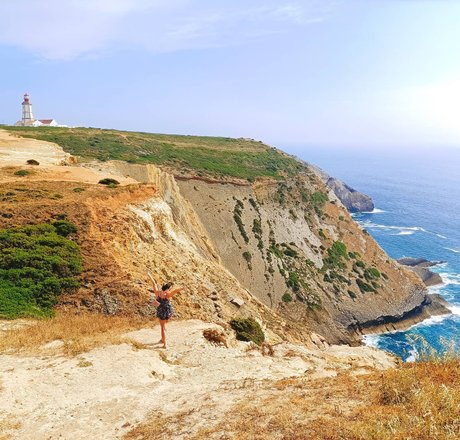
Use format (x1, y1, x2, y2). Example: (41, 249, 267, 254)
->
(15, 93, 63, 127)
(21, 93, 35, 125)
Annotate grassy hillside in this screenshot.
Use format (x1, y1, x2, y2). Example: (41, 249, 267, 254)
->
(0, 222, 81, 319)
(5, 127, 305, 181)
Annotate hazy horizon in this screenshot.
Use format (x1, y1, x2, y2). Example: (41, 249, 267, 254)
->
(1, 0, 460, 150)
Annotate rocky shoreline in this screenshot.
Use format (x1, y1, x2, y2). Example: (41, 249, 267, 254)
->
(397, 257, 444, 287)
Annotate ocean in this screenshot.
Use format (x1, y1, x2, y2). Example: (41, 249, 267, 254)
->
(296, 146, 460, 361)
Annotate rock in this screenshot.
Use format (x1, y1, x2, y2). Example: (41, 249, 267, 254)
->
(398, 258, 444, 287)
(325, 178, 374, 213)
(307, 164, 374, 213)
(230, 297, 245, 307)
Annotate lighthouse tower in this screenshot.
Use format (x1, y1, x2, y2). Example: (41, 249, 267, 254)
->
(21, 93, 35, 125)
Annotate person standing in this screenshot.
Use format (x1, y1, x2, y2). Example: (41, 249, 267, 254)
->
(148, 272, 185, 349)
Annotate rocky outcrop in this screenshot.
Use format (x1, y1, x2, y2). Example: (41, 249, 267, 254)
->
(308, 164, 374, 213)
(397, 257, 444, 287)
(325, 177, 374, 213)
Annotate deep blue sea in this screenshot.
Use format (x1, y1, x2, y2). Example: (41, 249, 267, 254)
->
(296, 146, 460, 361)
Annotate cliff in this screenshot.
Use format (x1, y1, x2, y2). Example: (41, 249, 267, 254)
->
(308, 163, 375, 212)
(0, 128, 449, 345)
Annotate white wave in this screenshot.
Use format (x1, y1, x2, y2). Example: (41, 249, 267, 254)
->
(445, 247, 460, 253)
(356, 220, 448, 239)
(405, 347, 419, 362)
(361, 208, 386, 214)
(448, 305, 460, 315)
(395, 230, 415, 236)
(437, 271, 460, 287)
(362, 334, 380, 347)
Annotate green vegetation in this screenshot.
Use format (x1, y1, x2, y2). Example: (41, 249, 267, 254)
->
(230, 318, 265, 345)
(0, 223, 82, 319)
(233, 200, 249, 243)
(14, 170, 32, 176)
(6, 127, 305, 181)
(324, 241, 348, 269)
(98, 178, 120, 186)
(355, 260, 365, 268)
(356, 278, 376, 293)
(318, 229, 327, 240)
(281, 293, 293, 303)
(26, 159, 40, 166)
(364, 267, 381, 280)
(242, 251, 252, 269)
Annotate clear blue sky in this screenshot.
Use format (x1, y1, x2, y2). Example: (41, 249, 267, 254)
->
(1, 0, 460, 151)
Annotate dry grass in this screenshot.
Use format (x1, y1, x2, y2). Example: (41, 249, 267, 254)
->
(311, 358, 460, 440)
(124, 359, 460, 440)
(0, 312, 150, 356)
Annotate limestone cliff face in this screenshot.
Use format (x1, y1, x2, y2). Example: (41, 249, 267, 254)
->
(1, 144, 447, 346)
(172, 171, 444, 344)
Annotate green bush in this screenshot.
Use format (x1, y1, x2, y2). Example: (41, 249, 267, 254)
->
(73, 187, 85, 193)
(52, 220, 78, 237)
(230, 318, 265, 345)
(356, 278, 375, 293)
(347, 289, 357, 299)
(356, 260, 365, 268)
(364, 267, 381, 280)
(14, 170, 31, 176)
(0, 223, 82, 319)
(282, 293, 293, 303)
(324, 241, 348, 269)
(98, 178, 120, 186)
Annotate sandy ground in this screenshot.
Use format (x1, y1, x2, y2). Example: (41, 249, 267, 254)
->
(0, 320, 394, 440)
(0, 129, 137, 185)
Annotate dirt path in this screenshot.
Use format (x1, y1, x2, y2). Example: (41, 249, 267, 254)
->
(0, 320, 394, 440)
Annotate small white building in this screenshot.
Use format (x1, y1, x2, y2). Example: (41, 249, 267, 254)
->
(15, 93, 65, 127)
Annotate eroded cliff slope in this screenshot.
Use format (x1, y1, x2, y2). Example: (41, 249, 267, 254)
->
(0, 128, 448, 344)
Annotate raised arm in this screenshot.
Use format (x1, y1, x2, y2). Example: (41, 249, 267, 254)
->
(147, 272, 161, 296)
(167, 286, 186, 299)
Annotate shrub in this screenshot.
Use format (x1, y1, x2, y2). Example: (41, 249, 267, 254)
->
(318, 229, 327, 240)
(347, 289, 357, 299)
(356, 278, 375, 293)
(52, 220, 78, 237)
(233, 200, 249, 243)
(230, 318, 265, 345)
(98, 178, 120, 186)
(282, 293, 293, 303)
(324, 241, 348, 269)
(26, 159, 40, 166)
(356, 260, 365, 268)
(365, 267, 381, 280)
(0, 223, 82, 319)
(14, 170, 31, 176)
(73, 187, 85, 193)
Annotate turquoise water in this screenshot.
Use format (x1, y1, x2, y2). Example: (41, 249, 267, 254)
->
(295, 146, 460, 361)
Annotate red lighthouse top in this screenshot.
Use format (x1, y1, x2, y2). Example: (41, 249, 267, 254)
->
(22, 93, 30, 104)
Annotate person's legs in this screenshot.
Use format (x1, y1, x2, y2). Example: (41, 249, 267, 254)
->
(160, 319, 167, 348)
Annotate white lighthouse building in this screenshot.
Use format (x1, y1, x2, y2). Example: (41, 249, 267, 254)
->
(21, 93, 35, 125)
(15, 93, 61, 127)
